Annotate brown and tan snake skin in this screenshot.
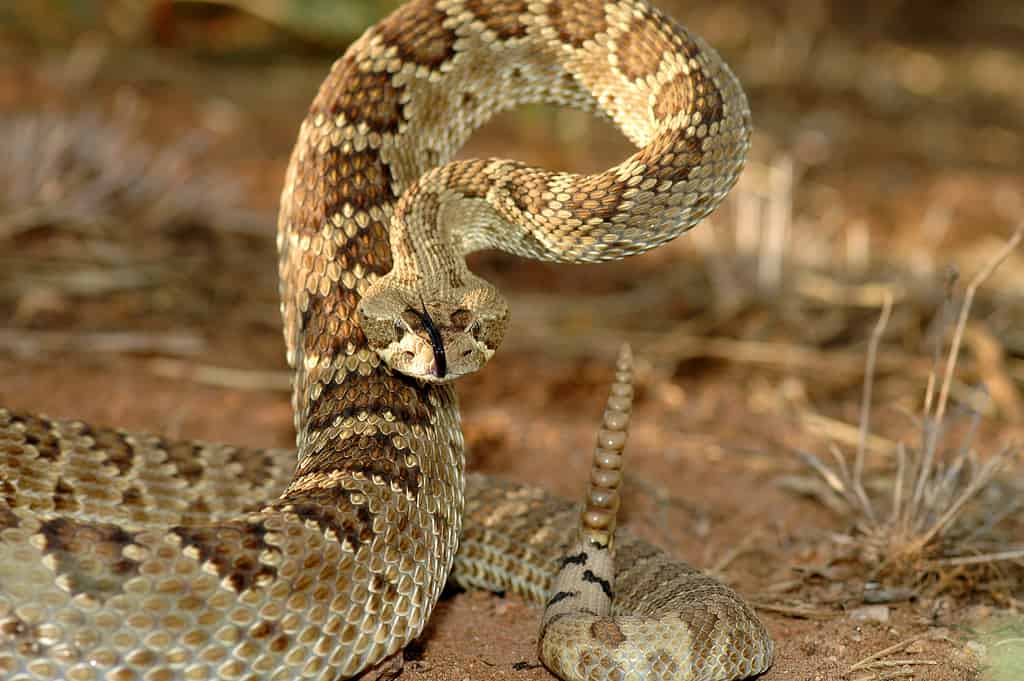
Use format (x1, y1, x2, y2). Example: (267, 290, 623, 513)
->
(0, 1, 773, 679)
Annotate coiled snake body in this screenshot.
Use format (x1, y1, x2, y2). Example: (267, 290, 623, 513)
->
(1, 1, 772, 679)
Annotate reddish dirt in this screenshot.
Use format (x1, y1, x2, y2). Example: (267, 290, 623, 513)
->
(2, 1, 1022, 680)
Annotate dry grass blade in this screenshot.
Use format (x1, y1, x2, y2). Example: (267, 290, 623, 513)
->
(789, 298, 895, 521)
(889, 443, 907, 527)
(798, 410, 900, 456)
(854, 291, 894, 524)
(913, 271, 959, 515)
(0, 329, 205, 359)
(848, 634, 931, 672)
(0, 109, 266, 237)
(798, 227, 1023, 593)
(931, 229, 1022, 432)
(929, 549, 1024, 567)
(860, 660, 937, 668)
(749, 601, 834, 619)
(148, 359, 292, 392)
(907, 451, 1007, 553)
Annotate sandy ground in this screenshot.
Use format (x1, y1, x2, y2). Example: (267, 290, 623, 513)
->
(2, 0, 1023, 679)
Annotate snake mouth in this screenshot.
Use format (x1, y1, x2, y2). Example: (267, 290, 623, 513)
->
(409, 305, 447, 379)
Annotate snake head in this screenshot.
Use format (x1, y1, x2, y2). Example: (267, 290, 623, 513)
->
(358, 276, 509, 383)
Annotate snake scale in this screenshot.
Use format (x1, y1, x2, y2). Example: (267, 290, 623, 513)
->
(0, 0, 773, 679)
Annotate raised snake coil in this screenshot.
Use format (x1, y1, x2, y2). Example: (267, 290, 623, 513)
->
(0, 1, 772, 680)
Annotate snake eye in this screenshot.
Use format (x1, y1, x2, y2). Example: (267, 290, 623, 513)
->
(394, 319, 405, 341)
(450, 308, 473, 330)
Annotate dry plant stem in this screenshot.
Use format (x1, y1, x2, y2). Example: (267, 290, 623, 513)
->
(960, 497, 1021, 546)
(147, 359, 293, 392)
(773, 474, 849, 516)
(710, 532, 763, 575)
(924, 393, 986, 509)
(930, 227, 1022, 434)
(929, 548, 1024, 567)
(747, 601, 833, 619)
(794, 371, 903, 521)
(909, 232, 1020, 520)
(848, 634, 931, 672)
(889, 443, 906, 527)
(799, 410, 900, 456)
(913, 275, 959, 514)
(921, 270, 959, 421)
(909, 449, 1010, 553)
(954, 394, 984, 464)
(861, 660, 938, 668)
(797, 226, 1023, 592)
(854, 292, 894, 523)
(829, 443, 852, 487)
(906, 227, 1021, 540)
(795, 449, 845, 503)
(928, 421, 975, 509)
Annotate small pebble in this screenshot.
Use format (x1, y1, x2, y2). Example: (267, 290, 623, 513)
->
(849, 604, 890, 623)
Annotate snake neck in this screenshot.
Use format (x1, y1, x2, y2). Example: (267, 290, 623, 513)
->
(277, 0, 749, 460)
(275, 0, 751, 458)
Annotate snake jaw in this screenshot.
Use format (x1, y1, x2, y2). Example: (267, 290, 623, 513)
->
(409, 303, 448, 379)
(359, 280, 509, 383)
(379, 311, 497, 383)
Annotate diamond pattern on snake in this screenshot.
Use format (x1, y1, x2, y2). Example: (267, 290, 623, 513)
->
(1, 1, 772, 679)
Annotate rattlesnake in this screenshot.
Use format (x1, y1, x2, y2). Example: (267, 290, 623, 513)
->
(0, 1, 772, 679)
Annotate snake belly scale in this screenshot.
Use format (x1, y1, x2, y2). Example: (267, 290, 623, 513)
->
(0, 1, 772, 680)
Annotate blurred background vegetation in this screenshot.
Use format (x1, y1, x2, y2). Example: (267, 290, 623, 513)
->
(0, 1, 1022, 677)
(2, 0, 1021, 387)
